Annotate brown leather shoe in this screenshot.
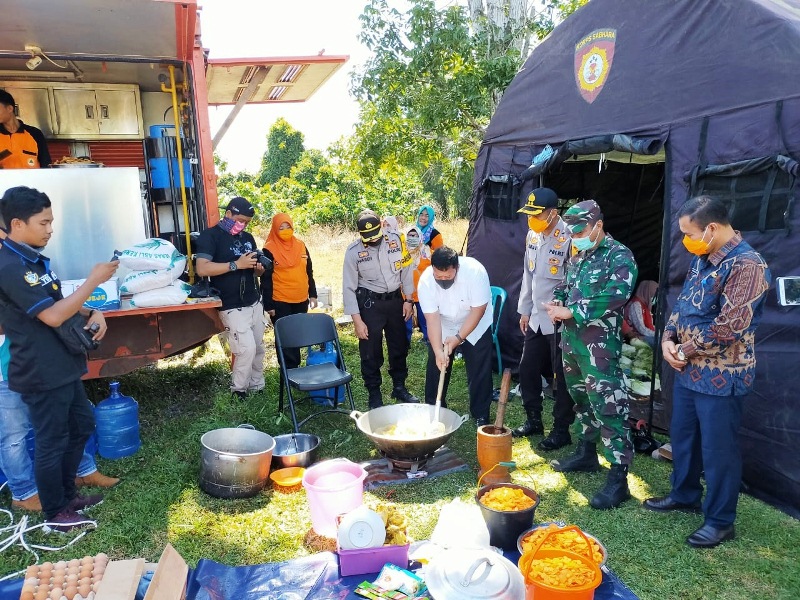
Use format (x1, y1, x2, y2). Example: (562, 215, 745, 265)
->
(75, 471, 121, 488)
(12, 494, 42, 512)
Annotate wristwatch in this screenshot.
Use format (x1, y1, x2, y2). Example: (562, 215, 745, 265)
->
(228, 261, 237, 272)
(676, 344, 686, 361)
(455, 333, 464, 344)
(404, 299, 414, 304)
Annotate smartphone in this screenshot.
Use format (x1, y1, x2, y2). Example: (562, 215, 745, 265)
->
(776, 277, 800, 306)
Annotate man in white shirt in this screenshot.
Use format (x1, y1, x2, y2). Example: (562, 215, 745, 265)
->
(418, 246, 494, 426)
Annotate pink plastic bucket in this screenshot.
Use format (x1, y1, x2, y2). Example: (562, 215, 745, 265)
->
(302, 458, 367, 537)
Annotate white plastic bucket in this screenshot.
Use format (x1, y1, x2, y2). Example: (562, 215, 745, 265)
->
(302, 458, 366, 537)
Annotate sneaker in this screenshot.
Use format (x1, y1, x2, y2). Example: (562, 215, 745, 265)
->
(42, 509, 96, 534)
(231, 390, 247, 401)
(12, 494, 42, 512)
(67, 493, 104, 513)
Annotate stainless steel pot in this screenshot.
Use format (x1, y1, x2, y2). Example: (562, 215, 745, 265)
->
(200, 424, 275, 499)
(350, 404, 468, 459)
(271, 433, 321, 469)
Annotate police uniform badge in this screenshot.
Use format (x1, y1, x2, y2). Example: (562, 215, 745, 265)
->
(550, 266, 559, 275)
(558, 236, 567, 243)
(388, 240, 399, 250)
(548, 257, 560, 265)
(358, 251, 369, 259)
(24, 271, 39, 286)
(554, 229, 560, 238)
(554, 244, 563, 250)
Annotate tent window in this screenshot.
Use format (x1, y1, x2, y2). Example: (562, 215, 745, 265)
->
(481, 175, 520, 221)
(693, 168, 794, 232)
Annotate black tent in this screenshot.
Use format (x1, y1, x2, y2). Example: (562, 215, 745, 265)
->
(468, 0, 800, 515)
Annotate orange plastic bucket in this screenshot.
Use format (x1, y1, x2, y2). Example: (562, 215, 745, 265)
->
(518, 526, 602, 600)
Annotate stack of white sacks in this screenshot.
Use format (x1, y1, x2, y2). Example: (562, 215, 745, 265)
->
(117, 238, 191, 307)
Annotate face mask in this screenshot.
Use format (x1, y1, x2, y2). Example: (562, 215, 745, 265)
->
(571, 222, 598, 252)
(231, 221, 246, 235)
(406, 235, 420, 249)
(220, 216, 246, 235)
(682, 226, 713, 256)
(436, 278, 456, 290)
(528, 212, 553, 233)
(365, 237, 383, 247)
(278, 228, 293, 241)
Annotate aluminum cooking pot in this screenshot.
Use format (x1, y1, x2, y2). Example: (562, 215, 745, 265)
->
(425, 548, 525, 599)
(200, 424, 275, 499)
(271, 433, 321, 469)
(350, 404, 468, 459)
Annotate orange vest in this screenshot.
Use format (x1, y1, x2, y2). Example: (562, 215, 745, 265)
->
(0, 128, 41, 169)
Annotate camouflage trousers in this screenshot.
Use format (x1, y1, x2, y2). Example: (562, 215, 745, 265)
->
(562, 351, 633, 466)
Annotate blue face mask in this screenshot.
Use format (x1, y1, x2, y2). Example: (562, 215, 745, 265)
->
(571, 223, 598, 252)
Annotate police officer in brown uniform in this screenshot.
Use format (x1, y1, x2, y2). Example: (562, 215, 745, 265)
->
(343, 210, 418, 408)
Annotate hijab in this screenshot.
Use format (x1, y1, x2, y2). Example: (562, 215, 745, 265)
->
(265, 212, 304, 268)
(634, 280, 659, 306)
(416, 205, 435, 244)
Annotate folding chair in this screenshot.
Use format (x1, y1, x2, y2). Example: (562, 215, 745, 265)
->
(273, 312, 356, 432)
(490, 286, 508, 373)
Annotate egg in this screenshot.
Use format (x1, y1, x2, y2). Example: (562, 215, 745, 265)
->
(67, 559, 80, 568)
(78, 577, 91, 589)
(64, 585, 77, 600)
(95, 553, 108, 563)
(81, 556, 93, 565)
(20, 590, 35, 600)
(34, 589, 49, 600)
(67, 566, 79, 576)
(50, 587, 63, 600)
(77, 582, 91, 597)
(66, 574, 78, 584)
(54, 561, 67, 570)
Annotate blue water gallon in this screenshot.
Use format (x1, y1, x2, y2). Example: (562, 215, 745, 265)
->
(95, 381, 141, 459)
(306, 342, 344, 406)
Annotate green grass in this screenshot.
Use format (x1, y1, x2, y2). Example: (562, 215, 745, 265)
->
(1, 333, 798, 599)
(1, 220, 798, 598)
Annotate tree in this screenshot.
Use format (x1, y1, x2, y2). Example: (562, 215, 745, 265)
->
(256, 118, 305, 187)
(349, 0, 587, 217)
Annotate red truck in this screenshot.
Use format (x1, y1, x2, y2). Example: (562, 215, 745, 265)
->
(0, 0, 346, 378)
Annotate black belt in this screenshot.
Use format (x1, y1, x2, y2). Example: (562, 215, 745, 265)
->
(356, 287, 401, 301)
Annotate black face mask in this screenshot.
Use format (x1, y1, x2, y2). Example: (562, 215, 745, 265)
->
(365, 237, 383, 247)
(435, 278, 455, 290)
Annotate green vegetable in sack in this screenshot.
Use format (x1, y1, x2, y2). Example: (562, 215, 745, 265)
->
(622, 343, 637, 358)
(629, 379, 652, 397)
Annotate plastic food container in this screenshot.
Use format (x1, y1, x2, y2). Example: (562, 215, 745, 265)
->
(517, 522, 607, 567)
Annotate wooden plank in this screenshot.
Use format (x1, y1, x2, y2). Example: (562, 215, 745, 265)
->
(95, 559, 145, 600)
(143, 543, 189, 600)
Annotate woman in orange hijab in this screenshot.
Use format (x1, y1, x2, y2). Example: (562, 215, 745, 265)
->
(260, 213, 317, 368)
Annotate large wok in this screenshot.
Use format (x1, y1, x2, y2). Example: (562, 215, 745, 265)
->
(350, 404, 469, 459)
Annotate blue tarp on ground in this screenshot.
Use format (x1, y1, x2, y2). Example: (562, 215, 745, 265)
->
(1, 548, 639, 599)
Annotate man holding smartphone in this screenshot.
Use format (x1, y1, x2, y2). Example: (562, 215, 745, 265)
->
(0, 186, 118, 532)
(195, 197, 267, 399)
(645, 195, 771, 548)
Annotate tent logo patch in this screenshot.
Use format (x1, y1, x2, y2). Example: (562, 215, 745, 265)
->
(574, 29, 616, 104)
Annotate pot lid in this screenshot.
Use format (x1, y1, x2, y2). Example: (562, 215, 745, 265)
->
(425, 549, 525, 599)
(337, 506, 386, 550)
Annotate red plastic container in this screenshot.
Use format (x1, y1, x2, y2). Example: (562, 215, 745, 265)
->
(337, 543, 410, 577)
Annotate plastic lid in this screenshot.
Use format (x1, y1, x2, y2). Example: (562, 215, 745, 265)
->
(425, 549, 525, 599)
(337, 506, 386, 550)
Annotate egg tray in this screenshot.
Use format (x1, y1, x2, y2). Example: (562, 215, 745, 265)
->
(20, 554, 108, 600)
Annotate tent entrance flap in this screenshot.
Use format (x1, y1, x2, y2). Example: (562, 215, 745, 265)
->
(544, 161, 666, 283)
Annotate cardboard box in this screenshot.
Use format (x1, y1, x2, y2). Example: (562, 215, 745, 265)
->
(61, 277, 120, 311)
(96, 544, 188, 600)
(338, 544, 410, 577)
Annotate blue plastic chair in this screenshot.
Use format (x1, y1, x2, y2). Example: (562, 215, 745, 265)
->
(490, 286, 508, 373)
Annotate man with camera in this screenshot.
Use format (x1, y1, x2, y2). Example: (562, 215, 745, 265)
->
(0, 186, 118, 532)
(195, 196, 269, 399)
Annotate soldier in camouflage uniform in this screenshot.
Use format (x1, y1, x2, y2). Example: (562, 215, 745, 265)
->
(544, 200, 638, 509)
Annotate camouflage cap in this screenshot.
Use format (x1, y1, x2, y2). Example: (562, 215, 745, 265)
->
(563, 200, 603, 233)
(518, 187, 558, 215)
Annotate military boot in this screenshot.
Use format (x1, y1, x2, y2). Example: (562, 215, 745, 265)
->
(590, 464, 631, 509)
(550, 441, 601, 472)
(538, 428, 572, 451)
(512, 408, 544, 437)
(368, 388, 384, 410)
(391, 385, 419, 404)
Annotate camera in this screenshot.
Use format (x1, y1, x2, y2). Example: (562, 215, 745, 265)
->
(253, 251, 274, 272)
(71, 321, 101, 351)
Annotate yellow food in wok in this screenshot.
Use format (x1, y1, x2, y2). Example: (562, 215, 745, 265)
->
(375, 418, 446, 439)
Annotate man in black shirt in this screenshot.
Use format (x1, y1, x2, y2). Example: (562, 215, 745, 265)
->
(195, 197, 267, 398)
(0, 186, 118, 532)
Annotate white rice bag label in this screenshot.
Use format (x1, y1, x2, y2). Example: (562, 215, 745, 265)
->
(119, 238, 182, 271)
(129, 280, 191, 308)
(119, 256, 186, 294)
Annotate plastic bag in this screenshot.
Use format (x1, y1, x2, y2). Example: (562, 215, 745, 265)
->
(120, 256, 186, 294)
(130, 280, 191, 308)
(429, 498, 490, 550)
(119, 238, 183, 271)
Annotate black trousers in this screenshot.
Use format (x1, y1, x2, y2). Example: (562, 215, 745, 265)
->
(518, 326, 575, 432)
(23, 379, 95, 519)
(358, 295, 409, 391)
(425, 327, 493, 420)
(270, 299, 309, 369)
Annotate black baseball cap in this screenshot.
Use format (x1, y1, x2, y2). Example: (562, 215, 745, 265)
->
(518, 188, 558, 216)
(226, 196, 255, 218)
